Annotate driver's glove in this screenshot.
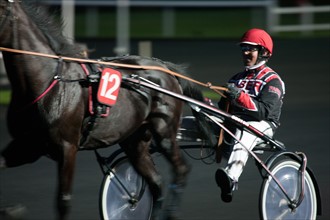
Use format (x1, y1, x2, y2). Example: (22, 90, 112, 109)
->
(225, 83, 241, 100)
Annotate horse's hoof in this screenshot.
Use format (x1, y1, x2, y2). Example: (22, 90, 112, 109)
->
(0, 204, 27, 219)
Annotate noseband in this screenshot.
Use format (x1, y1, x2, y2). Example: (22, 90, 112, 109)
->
(0, 0, 14, 34)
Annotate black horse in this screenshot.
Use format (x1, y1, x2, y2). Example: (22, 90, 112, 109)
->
(0, 1, 210, 219)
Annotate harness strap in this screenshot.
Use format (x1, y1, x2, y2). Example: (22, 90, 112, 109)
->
(80, 63, 111, 117)
(21, 58, 63, 111)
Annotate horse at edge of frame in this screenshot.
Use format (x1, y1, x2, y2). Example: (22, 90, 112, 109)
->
(0, 0, 214, 219)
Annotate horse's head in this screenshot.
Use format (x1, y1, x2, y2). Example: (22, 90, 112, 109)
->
(0, 0, 86, 108)
(0, 0, 48, 50)
(0, 0, 82, 57)
(0, 0, 15, 44)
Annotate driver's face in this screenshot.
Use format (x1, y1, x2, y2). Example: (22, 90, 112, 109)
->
(240, 44, 259, 67)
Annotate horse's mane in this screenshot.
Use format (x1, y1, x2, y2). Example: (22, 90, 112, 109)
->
(21, 1, 83, 57)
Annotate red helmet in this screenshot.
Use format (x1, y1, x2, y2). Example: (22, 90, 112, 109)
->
(240, 28, 273, 55)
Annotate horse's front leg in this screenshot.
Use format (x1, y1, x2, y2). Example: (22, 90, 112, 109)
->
(56, 143, 77, 220)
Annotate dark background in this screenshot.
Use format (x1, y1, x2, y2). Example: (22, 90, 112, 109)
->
(1, 38, 329, 220)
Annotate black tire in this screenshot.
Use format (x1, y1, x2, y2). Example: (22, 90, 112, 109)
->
(99, 157, 153, 220)
(259, 159, 317, 220)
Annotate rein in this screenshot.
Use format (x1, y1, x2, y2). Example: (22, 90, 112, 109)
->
(0, 46, 228, 95)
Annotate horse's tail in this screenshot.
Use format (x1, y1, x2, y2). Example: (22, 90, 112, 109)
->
(178, 78, 218, 147)
(164, 61, 217, 147)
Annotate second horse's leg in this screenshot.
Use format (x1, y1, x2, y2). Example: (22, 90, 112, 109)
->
(157, 136, 190, 220)
(120, 125, 164, 220)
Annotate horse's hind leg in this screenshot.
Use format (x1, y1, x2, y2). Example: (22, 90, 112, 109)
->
(155, 134, 190, 220)
(120, 124, 164, 220)
(0, 136, 46, 168)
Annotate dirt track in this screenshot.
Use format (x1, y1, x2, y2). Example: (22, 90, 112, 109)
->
(1, 38, 329, 220)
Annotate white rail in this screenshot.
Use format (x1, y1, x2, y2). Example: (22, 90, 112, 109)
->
(270, 5, 330, 33)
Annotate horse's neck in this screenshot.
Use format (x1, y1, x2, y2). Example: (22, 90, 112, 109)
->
(1, 1, 58, 98)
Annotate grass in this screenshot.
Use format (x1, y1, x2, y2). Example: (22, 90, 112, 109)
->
(0, 90, 10, 105)
(203, 90, 222, 100)
(78, 8, 257, 39)
(74, 7, 330, 39)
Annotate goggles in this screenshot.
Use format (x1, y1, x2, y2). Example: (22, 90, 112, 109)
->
(240, 45, 259, 52)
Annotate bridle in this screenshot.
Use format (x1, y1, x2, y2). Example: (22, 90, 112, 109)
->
(0, 0, 14, 34)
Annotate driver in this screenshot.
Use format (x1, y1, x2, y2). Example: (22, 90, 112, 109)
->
(215, 28, 285, 203)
